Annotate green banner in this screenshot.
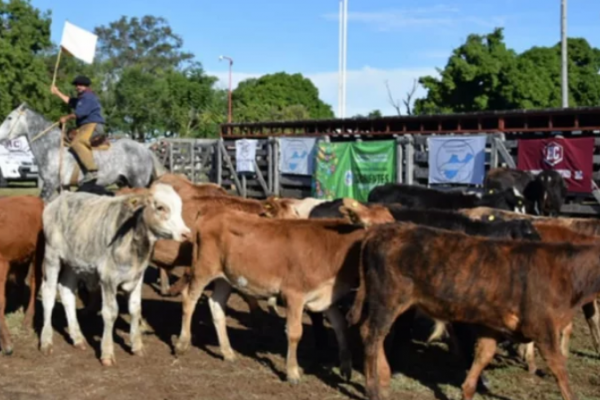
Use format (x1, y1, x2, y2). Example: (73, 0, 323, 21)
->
(313, 140, 396, 201)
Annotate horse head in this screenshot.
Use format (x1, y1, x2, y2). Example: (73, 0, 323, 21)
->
(0, 103, 29, 143)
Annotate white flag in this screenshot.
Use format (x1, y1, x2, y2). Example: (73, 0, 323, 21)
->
(60, 21, 97, 64)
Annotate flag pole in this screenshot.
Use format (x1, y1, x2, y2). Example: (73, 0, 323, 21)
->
(51, 46, 63, 87)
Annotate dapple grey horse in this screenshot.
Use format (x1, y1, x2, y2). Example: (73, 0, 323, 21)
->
(0, 103, 166, 202)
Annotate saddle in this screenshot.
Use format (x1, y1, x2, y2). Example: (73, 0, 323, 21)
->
(65, 129, 111, 151)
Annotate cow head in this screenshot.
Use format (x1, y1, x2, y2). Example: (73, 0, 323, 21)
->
(260, 196, 301, 219)
(532, 171, 567, 217)
(129, 183, 191, 242)
(485, 188, 526, 214)
(339, 198, 394, 227)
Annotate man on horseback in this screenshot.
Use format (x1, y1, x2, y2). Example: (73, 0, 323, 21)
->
(51, 75, 105, 185)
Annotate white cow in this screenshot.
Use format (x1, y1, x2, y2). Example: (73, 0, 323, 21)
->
(39, 183, 190, 366)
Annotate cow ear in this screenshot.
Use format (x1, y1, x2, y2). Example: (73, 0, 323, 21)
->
(339, 206, 362, 225)
(488, 189, 495, 194)
(126, 195, 147, 212)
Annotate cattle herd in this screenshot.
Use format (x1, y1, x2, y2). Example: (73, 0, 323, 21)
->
(0, 166, 598, 400)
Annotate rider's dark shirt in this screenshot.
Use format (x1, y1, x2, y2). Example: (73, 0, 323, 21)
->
(68, 89, 105, 127)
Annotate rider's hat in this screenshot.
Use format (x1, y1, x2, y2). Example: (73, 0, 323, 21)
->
(71, 75, 91, 87)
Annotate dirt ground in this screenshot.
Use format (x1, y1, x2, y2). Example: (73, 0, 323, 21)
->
(0, 186, 599, 400)
(0, 264, 599, 400)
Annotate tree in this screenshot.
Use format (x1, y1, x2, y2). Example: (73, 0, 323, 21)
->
(0, 0, 52, 118)
(415, 28, 600, 114)
(94, 15, 193, 73)
(232, 72, 334, 122)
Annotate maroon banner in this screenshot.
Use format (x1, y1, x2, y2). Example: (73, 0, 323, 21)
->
(517, 137, 594, 193)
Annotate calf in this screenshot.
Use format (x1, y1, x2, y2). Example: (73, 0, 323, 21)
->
(348, 222, 600, 400)
(367, 183, 526, 213)
(0, 196, 44, 355)
(174, 207, 392, 383)
(40, 183, 190, 366)
(485, 168, 567, 216)
(155, 173, 228, 198)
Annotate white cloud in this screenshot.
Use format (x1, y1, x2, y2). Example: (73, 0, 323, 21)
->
(208, 66, 439, 118)
(322, 5, 506, 31)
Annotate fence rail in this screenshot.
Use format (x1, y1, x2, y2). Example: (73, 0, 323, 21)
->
(152, 130, 600, 216)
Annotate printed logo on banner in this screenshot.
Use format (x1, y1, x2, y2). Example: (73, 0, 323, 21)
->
(282, 139, 309, 172)
(344, 170, 353, 186)
(435, 140, 476, 181)
(543, 142, 564, 166)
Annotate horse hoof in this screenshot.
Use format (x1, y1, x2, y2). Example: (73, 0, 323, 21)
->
(132, 347, 145, 357)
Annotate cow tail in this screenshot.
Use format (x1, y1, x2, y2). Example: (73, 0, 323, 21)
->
(347, 240, 368, 326)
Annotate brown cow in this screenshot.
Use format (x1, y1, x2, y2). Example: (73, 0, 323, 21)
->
(348, 215, 600, 400)
(0, 196, 44, 355)
(155, 173, 228, 198)
(173, 204, 391, 383)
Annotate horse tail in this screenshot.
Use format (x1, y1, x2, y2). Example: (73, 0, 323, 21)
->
(149, 151, 167, 185)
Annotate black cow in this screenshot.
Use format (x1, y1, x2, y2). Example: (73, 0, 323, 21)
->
(310, 198, 540, 389)
(485, 168, 567, 216)
(366, 183, 526, 213)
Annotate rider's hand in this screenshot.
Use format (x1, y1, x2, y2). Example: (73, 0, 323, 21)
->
(51, 85, 59, 95)
(59, 116, 68, 125)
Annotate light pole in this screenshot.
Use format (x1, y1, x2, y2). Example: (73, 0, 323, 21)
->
(219, 55, 234, 124)
(338, 0, 348, 118)
(561, 0, 568, 108)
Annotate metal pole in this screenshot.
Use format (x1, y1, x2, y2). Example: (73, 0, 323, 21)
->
(338, 0, 343, 117)
(342, 0, 348, 118)
(561, 0, 568, 108)
(219, 55, 234, 132)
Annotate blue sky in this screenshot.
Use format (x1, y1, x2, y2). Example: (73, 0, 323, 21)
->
(32, 0, 600, 117)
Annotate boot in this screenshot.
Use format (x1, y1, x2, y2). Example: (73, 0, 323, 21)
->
(82, 170, 98, 184)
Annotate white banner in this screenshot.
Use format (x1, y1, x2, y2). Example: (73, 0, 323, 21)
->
(428, 135, 486, 185)
(60, 21, 97, 64)
(235, 139, 257, 173)
(278, 137, 317, 175)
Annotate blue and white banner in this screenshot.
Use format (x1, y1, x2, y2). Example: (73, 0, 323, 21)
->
(428, 135, 487, 185)
(236, 139, 258, 173)
(278, 137, 317, 175)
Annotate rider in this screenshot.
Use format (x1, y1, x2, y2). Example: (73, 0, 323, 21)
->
(51, 75, 105, 184)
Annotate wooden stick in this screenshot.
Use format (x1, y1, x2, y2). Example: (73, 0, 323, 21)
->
(51, 47, 63, 87)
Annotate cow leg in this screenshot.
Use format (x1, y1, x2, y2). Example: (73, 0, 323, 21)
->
(57, 268, 86, 350)
(284, 295, 305, 384)
(99, 281, 119, 366)
(536, 331, 577, 400)
(159, 267, 171, 296)
(128, 275, 145, 356)
(308, 311, 328, 351)
(208, 279, 235, 361)
(461, 335, 497, 400)
(324, 306, 352, 381)
(40, 249, 61, 356)
(0, 260, 12, 355)
(521, 342, 538, 374)
(23, 237, 43, 330)
(583, 300, 600, 354)
(175, 275, 210, 355)
(560, 322, 573, 358)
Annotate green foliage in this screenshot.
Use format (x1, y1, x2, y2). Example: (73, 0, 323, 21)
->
(232, 72, 334, 122)
(415, 28, 600, 114)
(0, 0, 52, 117)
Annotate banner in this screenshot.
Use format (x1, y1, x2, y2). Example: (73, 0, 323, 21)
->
(235, 139, 257, 173)
(60, 21, 97, 64)
(517, 137, 594, 193)
(428, 135, 487, 185)
(278, 137, 317, 175)
(313, 140, 396, 201)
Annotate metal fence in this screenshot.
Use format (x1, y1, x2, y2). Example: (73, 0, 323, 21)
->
(152, 131, 600, 215)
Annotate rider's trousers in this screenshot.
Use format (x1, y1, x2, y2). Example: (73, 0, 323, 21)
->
(71, 123, 104, 173)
